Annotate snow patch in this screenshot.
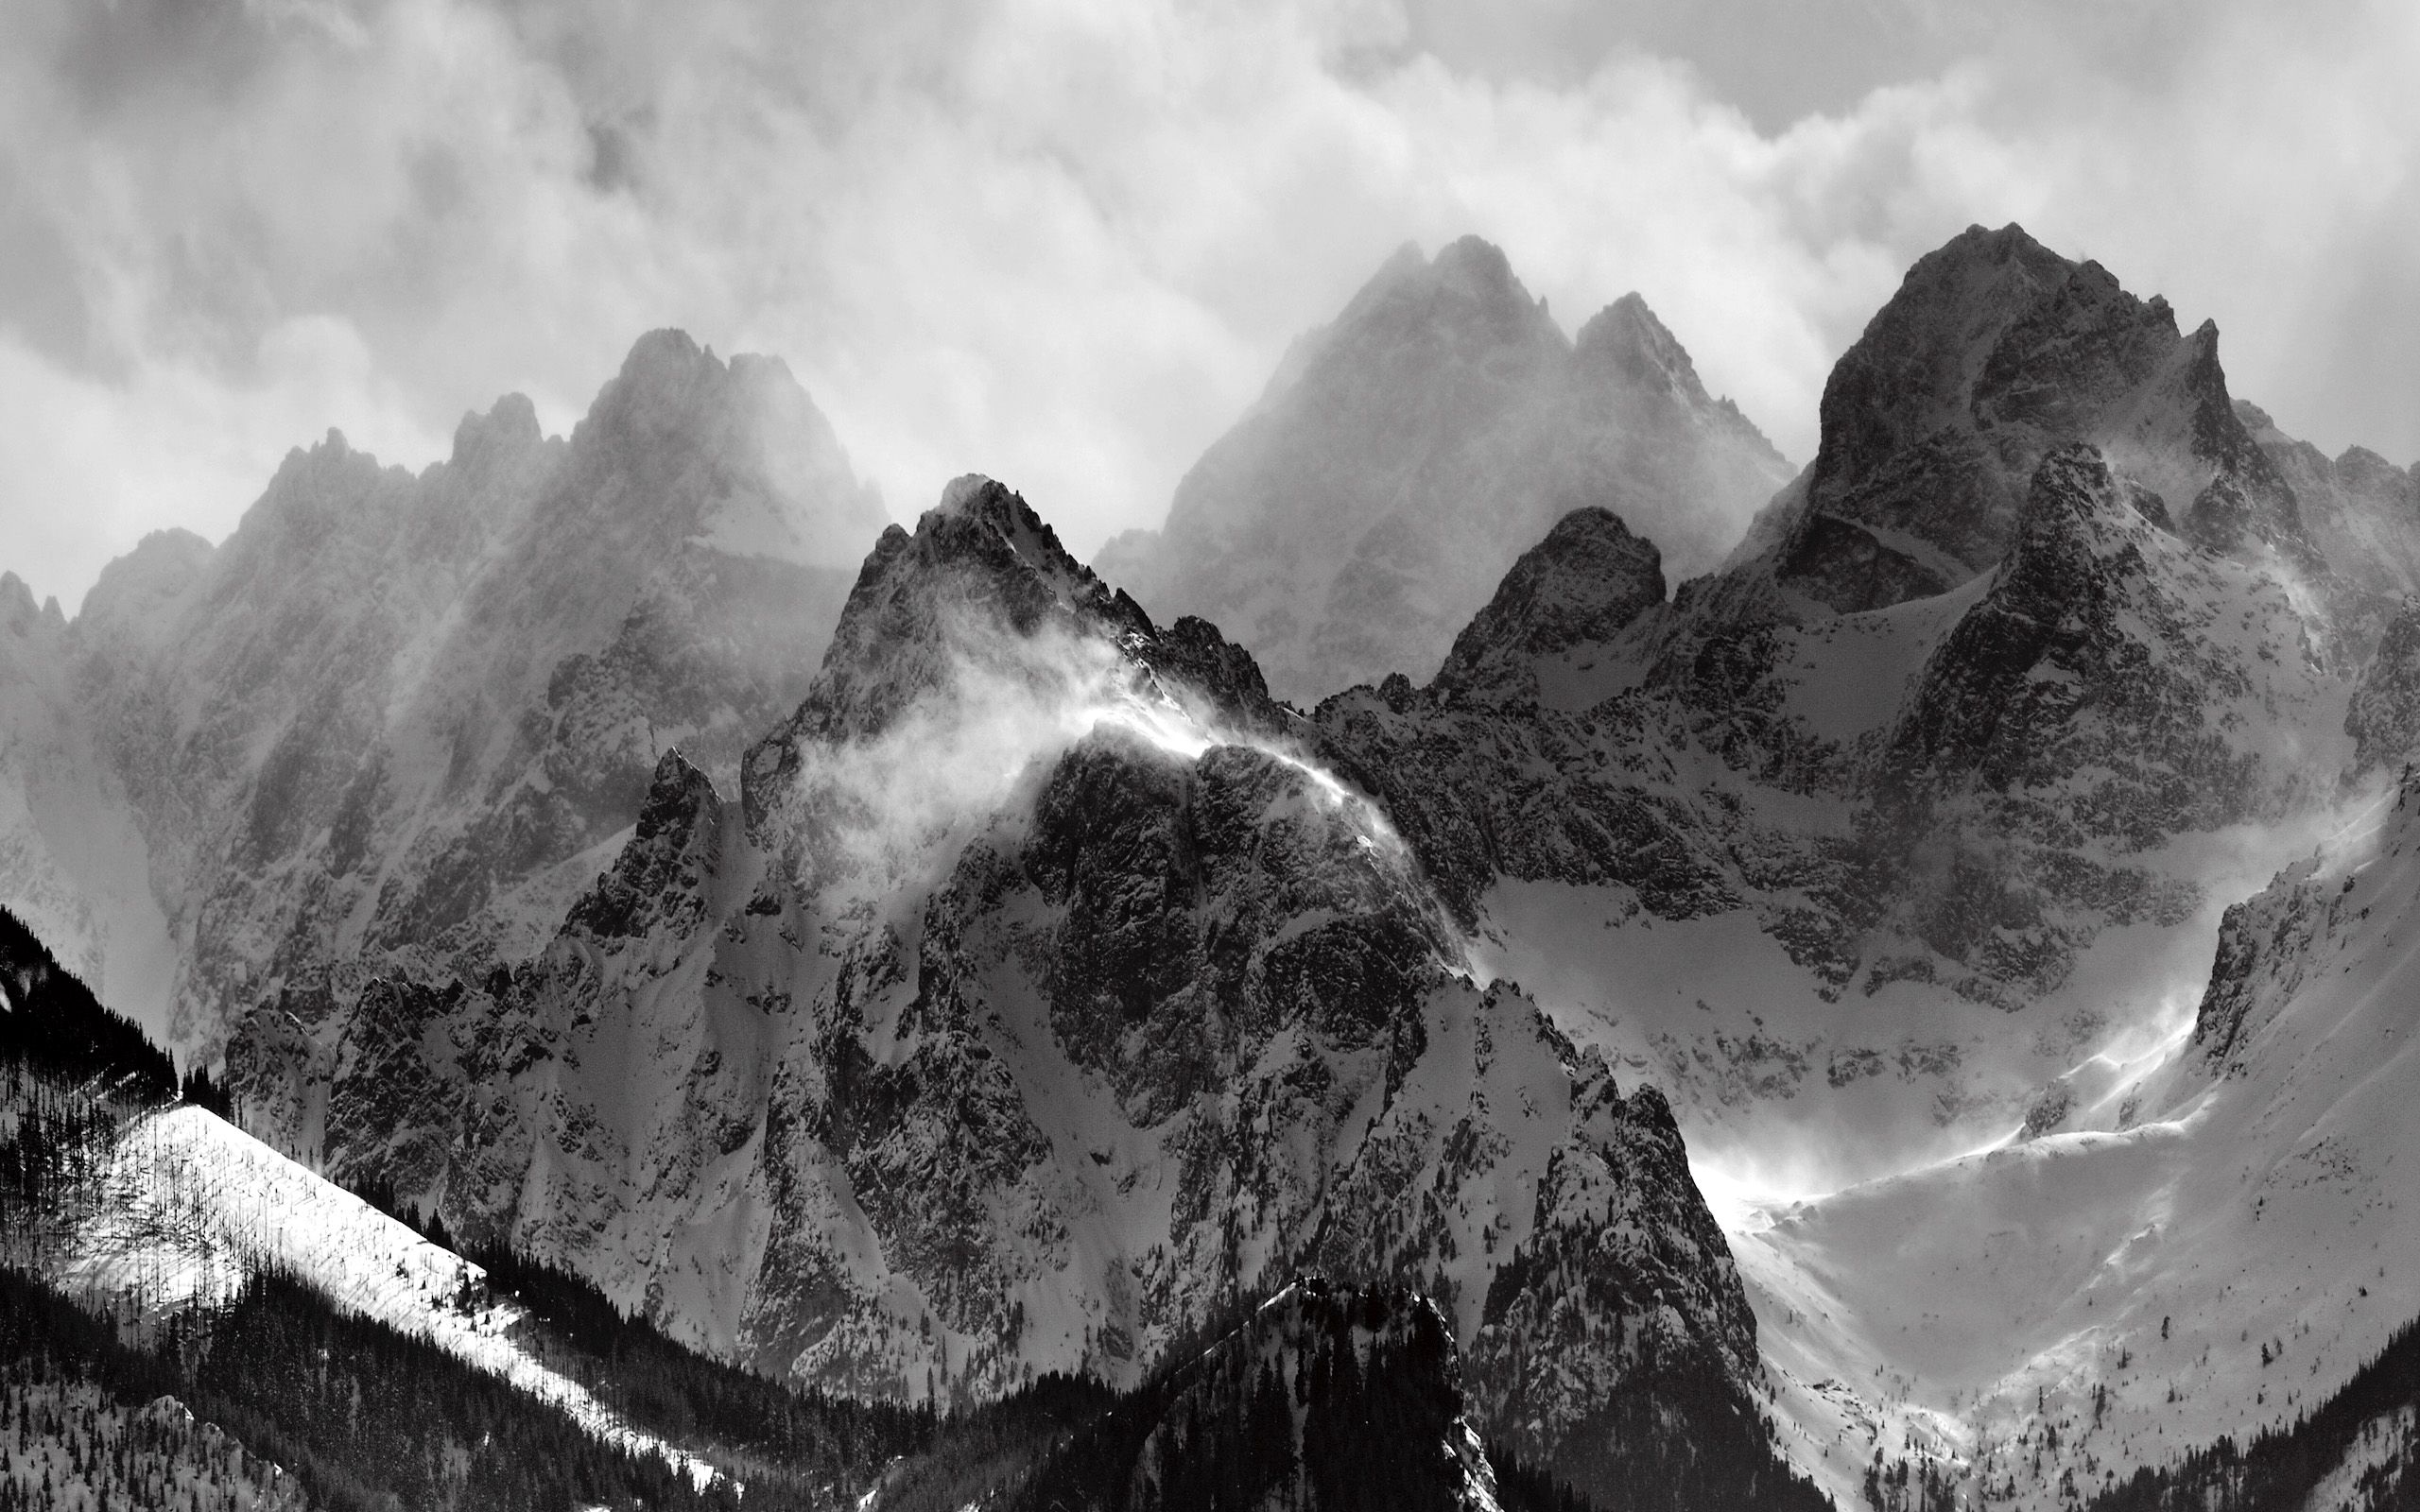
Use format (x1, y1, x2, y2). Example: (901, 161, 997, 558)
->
(59, 1106, 719, 1491)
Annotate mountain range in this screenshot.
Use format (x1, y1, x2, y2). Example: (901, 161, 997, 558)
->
(7, 222, 2420, 1511)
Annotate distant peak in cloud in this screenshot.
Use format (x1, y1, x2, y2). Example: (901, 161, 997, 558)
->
(449, 391, 544, 467)
(1, 0, 2414, 614)
(1097, 232, 1792, 700)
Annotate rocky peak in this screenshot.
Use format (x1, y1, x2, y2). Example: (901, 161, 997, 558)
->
(927, 472, 1125, 620)
(1432, 507, 1666, 702)
(1809, 222, 2073, 491)
(1998, 444, 2138, 597)
(1359, 233, 1552, 345)
(751, 475, 1147, 764)
(2131, 320, 2308, 562)
(1096, 235, 1792, 702)
(1284, 233, 1564, 424)
(1429, 232, 1521, 295)
(445, 391, 544, 472)
(563, 747, 726, 943)
(1879, 442, 2157, 794)
(1574, 291, 1712, 405)
(740, 474, 1301, 875)
(41, 320, 890, 1054)
(584, 328, 721, 441)
(239, 429, 402, 540)
(545, 329, 883, 570)
(2335, 444, 2415, 496)
(0, 572, 40, 634)
(1771, 221, 2309, 613)
(2229, 404, 2414, 660)
(71, 527, 215, 663)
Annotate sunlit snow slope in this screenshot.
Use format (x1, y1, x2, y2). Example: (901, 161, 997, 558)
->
(57, 1103, 716, 1489)
(1732, 778, 2420, 1510)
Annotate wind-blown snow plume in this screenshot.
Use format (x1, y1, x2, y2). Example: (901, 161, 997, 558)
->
(757, 503, 1430, 934)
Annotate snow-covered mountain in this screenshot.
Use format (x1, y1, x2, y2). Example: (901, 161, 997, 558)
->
(11, 216, 2420, 1512)
(1318, 423, 2338, 1189)
(225, 475, 1791, 1501)
(2237, 398, 2420, 663)
(1276, 223, 2420, 1506)
(62, 1104, 722, 1489)
(1096, 236, 1794, 702)
(0, 330, 885, 1053)
(1732, 768, 2420, 1511)
(1748, 222, 2315, 614)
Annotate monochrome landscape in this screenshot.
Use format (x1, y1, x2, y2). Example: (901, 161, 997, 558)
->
(6, 210, 2420, 1511)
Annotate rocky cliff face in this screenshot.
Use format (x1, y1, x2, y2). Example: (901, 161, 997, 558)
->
(2346, 600, 2420, 781)
(1095, 236, 1793, 702)
(0, 570, 177, 1033)
(229, 477, 1772, 1501)
(2238, 398, 2420, 662)
(1860, 442, 2324, 997)
(1760, 224, 2311, 614)
(20, 331, 887, 1054)
(1319, 437, 2328, 1026)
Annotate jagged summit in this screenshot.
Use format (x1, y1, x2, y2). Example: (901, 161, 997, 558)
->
(2234, 395, 2420, 656)
(752, 475, 1147, 757)
(447, 390, 544, 466)
(565, 747, 725, 944)
(743, 474, 1291, 865)
(1764, 220, 2310, 613)
(930, 472, 1133, 620)
(20, 324, 890, 1051)
(0, 571, 41, 627)
(582, 329, 820, 450)
(1431, 507, 1667, 703)
(1574, 291, 1713, 404)
(1350, 233, 1552, 342)
(1096, 234, 1791, 702)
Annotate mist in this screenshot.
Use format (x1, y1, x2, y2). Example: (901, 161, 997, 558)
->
(4, 0, 2418, 615)
(767, 599, 1427, 937)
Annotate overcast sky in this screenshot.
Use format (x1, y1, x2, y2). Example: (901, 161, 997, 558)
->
(3, 0, 2415, 612)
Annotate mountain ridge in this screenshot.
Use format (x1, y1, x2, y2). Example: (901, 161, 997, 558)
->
(13, 218, 2420, 1512)
(1097, 233, 1794, 701)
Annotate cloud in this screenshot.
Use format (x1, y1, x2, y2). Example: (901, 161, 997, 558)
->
(0, 0, 2414, 612)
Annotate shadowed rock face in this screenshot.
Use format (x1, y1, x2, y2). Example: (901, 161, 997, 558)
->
(1096, 235, 1791, 703)
(2238, 397, 2420, 662)
(1319, 424, 2327, 1019)
(1432, 507, 1667, 704)
(2346, 600, 2420, 780)
(1767, 223, 2312, 614)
